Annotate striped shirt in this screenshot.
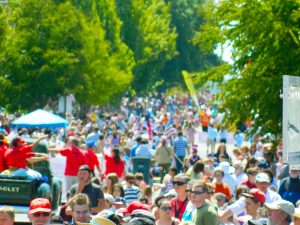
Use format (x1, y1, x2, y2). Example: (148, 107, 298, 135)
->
(124, 185, 141, 204)
(173, 136, 188, 156)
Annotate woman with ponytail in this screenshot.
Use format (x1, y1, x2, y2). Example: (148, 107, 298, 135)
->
(102, 147, 125, 179)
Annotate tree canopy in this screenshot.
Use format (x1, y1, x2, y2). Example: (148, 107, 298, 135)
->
(194, 0, 300, 134)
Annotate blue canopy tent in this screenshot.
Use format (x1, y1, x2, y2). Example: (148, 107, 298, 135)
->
(11, 109, 68, 129)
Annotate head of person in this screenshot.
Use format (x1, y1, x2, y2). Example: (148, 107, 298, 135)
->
(68, 193, 91, 224)
(135, 173, 144, 185)
(104, 194, 115, 209)
(191, 181, 208, 208)
(293, 207, 300, 225)
(112, 183, 125, 198)
(168, 167, 177, 177)
(71, 138, 80, 148)
(217, 143, 227, 154)
(255, 172, 270, 193)
(157, 198, 172, 220)
(28, 198, 52, 225)
(177, 131, 183, 137)
(106, 173, 119, 193)
(265, 200, 295, 225)
(233, 161, 244, 176)
(112, 148, 121, 164)
(214, 193, 228, 208)
(192, 161, 205, 174)
(235, 185, 250, 201)
(173, 174, 190, 195)
(143, 186, 152, 198)
(185, 181, 196, 200)
(78, 165, 93, 183)
(247, 167, 259, 183)
(125, 173, 136, 187)
(0, 206, 14, 225)
(206, 183, 215, 200)
(214, 169, 224, 184)
(11, 137, 26, 147)
(242, 188, 266, 217)
(245, 157, 258, 171)
(290, 169, 300, 179)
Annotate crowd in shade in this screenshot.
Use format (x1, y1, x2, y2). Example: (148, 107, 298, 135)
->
(0, 91, 300, 225)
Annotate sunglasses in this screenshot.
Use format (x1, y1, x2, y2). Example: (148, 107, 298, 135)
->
(190, 191, 205, 195)
(185, 190, 191, 193)
(208, 192, 215, 195)
(161, 206, 172, 212)
(172, 181, 186, 186)
(32, 212, 51, 217)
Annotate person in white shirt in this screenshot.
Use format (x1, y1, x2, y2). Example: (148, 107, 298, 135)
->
(233, 161, 248, 186)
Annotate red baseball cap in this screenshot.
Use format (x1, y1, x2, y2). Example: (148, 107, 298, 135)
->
(117, 201, 150, 214)
(29, 198, 51, 214)
(242, 188, 266, 204)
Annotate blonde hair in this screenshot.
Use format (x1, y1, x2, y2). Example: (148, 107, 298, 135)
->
(0, 206, 14, 220)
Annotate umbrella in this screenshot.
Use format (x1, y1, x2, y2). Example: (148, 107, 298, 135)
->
(11, 109, 68, 129)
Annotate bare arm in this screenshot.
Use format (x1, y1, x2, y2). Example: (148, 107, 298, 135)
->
(31, 135, 48, 149)
(91, 199, 105, 214)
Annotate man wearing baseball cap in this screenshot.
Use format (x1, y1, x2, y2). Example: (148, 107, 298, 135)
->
(255, 172, 281, 203)
(265, 200, 295, 225)
(240, 188, 266, 221)
(68, 165, 105, 214)
(28, 198, 52, 225)
(218, 173, 281, 222)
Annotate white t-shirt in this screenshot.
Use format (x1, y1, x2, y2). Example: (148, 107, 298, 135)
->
(227, 189, 282, 215)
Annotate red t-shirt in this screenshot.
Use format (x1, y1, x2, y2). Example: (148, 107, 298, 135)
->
(60, 146, 87, 176)
(0, 145, 8, 171)
(104, 154, 125, 178)
(84, 150, 100, 172)
(171, 197, 188, 221)
(241, 179, 257, 189)
(214, 183, 232, 201)
(4, 145, 34, 168)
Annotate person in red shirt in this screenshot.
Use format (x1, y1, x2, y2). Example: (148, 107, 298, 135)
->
(101, 147, 125, 179)
(84, 141, 101, 180)
(0, 134, 9, 172)
(3, 135, 48, 179)
(241, 167, 258, 189)
(213, 169, 232, 201)
(200, 110, 210, 132)
(170, 174, 190, 221)
(49, 137, 87, 191)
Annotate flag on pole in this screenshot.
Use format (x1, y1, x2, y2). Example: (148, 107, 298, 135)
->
(182, 70, 200, 109)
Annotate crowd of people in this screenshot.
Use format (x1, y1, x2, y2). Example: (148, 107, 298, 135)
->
(0, 92, 300, 225)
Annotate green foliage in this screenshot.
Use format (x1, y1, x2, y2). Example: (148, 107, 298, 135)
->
(0, 0, 85, 111)
(160, 0, 221, 90)
(116, 0, 177, 93)
(78, 2, 133, 104)
(194, 0, 300, 134)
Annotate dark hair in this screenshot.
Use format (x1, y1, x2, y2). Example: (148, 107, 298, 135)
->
(112, 183, 125, 197)
(193, 161, 205, 174)
(235, 185, 249, 200)
(112, 148, 121, 164)
(168, 166, 177, 174)
(135, 173, 144, 181)
(244, 157, 258, 172)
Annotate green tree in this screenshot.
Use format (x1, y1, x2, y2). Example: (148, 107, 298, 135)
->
(0, 0, 134, 111)
(0, 0, 85, 111)
(116, 0, 177, 93)
(160, 0, 221, 89)
(194, 0, 300, 134)
(77, 2, 133, 104)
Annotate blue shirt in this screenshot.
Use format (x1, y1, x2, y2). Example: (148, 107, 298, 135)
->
(173, 136, 188, 157)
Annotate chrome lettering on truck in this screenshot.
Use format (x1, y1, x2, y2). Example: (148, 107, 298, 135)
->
(0, 186, 20, 192)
